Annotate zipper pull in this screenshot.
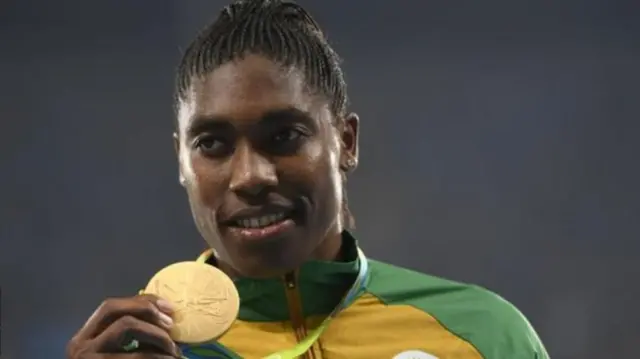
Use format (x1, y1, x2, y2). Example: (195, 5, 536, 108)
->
(284, 271, 297, 289)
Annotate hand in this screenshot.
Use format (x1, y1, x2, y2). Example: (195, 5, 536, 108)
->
(66, 294, 182, 359)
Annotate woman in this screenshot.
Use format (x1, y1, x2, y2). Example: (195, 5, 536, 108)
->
(66, 1, 548, 358)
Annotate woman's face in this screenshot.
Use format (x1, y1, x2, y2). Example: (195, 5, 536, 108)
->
(174, 54, 359, 278)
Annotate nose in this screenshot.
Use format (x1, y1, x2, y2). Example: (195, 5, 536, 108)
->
(228, 143, 278, 197)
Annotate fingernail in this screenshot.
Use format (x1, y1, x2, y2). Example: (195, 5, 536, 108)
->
(158, 311, 174, 328)
(174, 343, 184, 358)
(156, 299, 175, 313)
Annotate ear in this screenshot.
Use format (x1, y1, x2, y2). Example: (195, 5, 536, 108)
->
(339, 112, 359, 172)
(173, 132, 186, 186)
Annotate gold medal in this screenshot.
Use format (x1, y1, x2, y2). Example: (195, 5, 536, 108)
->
(144, 261, 240, 344)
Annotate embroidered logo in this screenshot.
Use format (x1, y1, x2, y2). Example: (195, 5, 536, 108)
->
(392, 350, 439, 359)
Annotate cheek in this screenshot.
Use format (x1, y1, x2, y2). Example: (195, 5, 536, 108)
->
(287, 140, 342, 210)
(188, 154, 227, 207)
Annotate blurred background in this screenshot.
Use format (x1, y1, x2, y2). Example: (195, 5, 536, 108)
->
(1, 0, 638, 358)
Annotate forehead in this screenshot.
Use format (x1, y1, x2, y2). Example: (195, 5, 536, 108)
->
(179, 55, 324, 130)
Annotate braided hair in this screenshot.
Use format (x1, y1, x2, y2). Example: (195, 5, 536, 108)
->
(175, 0, 355, 229)
(175, 0, 347, 117)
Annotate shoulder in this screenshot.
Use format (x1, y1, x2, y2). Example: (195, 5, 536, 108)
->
(366, 260, 549, 359)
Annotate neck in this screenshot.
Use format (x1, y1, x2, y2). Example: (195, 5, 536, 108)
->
(215, 230, 345, 280)
(310, 229, 344, 262)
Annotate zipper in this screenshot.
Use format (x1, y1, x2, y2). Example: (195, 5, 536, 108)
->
(283, 271, 317, 359)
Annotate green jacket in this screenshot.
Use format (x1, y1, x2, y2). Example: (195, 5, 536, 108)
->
(180, 232, 548, 359)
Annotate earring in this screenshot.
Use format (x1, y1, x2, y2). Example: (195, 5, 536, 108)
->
(341, 157, 355, 171)
(347, 158, 355, 167)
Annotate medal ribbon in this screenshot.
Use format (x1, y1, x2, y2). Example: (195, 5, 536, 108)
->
(180, 248, 369, 359)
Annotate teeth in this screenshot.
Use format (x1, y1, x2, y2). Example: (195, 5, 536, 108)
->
(236, 212, 287, 228)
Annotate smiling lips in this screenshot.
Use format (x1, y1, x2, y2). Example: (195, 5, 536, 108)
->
(226, 209, 296, 240)
(233, 212, 288, 228)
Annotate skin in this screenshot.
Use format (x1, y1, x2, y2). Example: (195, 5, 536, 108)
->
(66, 294, 181, 358)
(67, 53, 359, 359)
(174, 54, 359, 278)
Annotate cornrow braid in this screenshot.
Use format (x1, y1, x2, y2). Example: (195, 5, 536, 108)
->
(174, 0, 347, 119)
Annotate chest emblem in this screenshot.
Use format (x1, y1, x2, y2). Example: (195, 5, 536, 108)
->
(392, 350, 439, 359)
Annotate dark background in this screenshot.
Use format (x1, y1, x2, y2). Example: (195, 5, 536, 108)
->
(1, 1, 638, 358)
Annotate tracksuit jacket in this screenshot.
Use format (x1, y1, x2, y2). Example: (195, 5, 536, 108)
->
(174, 232, 548, 359)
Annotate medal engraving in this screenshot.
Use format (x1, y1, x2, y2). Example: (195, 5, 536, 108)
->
(144, 261, 240, 343)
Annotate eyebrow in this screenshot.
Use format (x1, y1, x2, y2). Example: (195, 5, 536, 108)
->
(186, 107, 313, 138)
(186, 115, 233, 139)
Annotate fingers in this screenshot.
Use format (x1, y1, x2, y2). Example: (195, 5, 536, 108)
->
(89, 314, 181, 357)
(67, 294, 180, 359)
(76, 295, 174, 341)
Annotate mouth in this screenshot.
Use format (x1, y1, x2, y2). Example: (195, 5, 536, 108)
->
(223, 207, 297, 241)
(232, 211, 289, 228)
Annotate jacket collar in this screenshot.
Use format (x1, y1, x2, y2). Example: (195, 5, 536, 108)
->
(200, 231, 361, 321)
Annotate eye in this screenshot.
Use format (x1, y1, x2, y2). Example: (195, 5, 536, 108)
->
(272, 128, 304, 143)
(195, 135, 231, 157)
(267, 128, 308, 155)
